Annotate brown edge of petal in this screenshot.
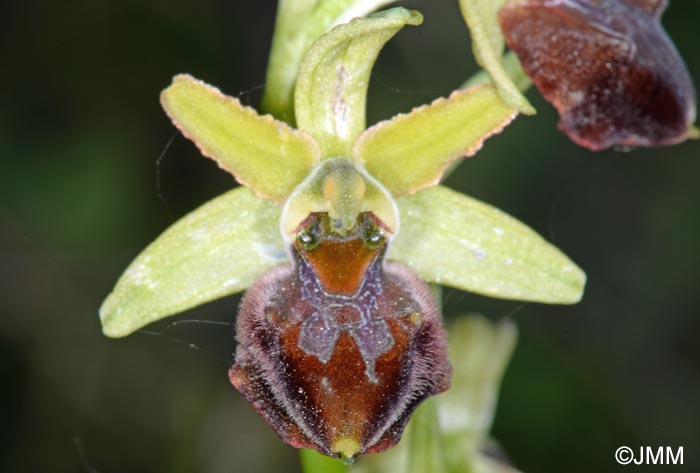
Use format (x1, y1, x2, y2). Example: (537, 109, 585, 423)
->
(160, 74, 321, 203)
(353, 84, 518, 197)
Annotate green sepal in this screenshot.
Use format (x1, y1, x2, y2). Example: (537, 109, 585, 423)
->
(100, 187, 287, 338)
(354, 85, 516, 196)
(294, 8, 423, 157)
(389, 186, 586, 303)
(161, 74, 321, 202)
(262, 0, 397, 122)
(458, 0, 535, 115)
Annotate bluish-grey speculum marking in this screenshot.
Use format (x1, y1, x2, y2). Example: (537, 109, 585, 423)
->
(297, 245, 394, 383)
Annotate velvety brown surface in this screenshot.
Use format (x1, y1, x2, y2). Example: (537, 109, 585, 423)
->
(500, 0, 696, 150)
(230, 213, 451, 458)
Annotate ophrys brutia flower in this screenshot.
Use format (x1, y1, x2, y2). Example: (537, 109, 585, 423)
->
(100, 7, 585, 460)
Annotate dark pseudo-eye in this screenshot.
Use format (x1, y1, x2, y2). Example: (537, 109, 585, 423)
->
(365, 231, 383, 248)
(298, 229, 319, 250)
(499, 0, 697, 150)
(229, 212, 451, 459)
(362, 225, 384, 250)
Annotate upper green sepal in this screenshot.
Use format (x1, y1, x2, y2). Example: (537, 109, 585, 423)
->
(100, 187, 287, 338)
(354, 84, 516, 196)
(261, 0, 398, 121)
(294, 7, 423, 157)
(161, 74, 321, 202)
(389, 186, 586, 304)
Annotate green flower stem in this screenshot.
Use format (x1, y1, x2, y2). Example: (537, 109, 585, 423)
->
(262, 0, 318, 123)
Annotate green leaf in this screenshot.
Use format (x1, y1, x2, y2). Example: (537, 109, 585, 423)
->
(100, 187, 287, 338)
(294, 8, 423, 157)
(354, 85, 516, 196)
(459, 0, 535, 115)
(261, 0, 397, 122)
(389, 186, 586, 304)
(161, 74, 321, 202)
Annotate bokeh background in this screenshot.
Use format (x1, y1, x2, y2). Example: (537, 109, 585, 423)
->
(2, 1, 699, 472)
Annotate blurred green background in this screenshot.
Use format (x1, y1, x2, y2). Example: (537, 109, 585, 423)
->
(2, 1, 699, 472)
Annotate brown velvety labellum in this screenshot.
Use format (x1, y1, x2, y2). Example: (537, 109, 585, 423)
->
(500, 0, 697, 150)
(230, 213, 451, 458)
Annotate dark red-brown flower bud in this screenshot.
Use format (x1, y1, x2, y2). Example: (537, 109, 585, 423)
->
(500, 0, 697, 150)
(230, 212, 451, 458)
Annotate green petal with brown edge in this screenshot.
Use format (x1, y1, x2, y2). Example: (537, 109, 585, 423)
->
(458, 0, 535, 115)
(294, 7, 423, 157)
(354, 85, 516, 197)
(389, 186, 586, 304)
(161, 74, 321, 202)
(262, 0, 397, 122)
(100, 187, 287, 338)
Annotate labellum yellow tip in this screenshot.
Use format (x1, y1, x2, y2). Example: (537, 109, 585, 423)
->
(332, 437, 362, 459)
